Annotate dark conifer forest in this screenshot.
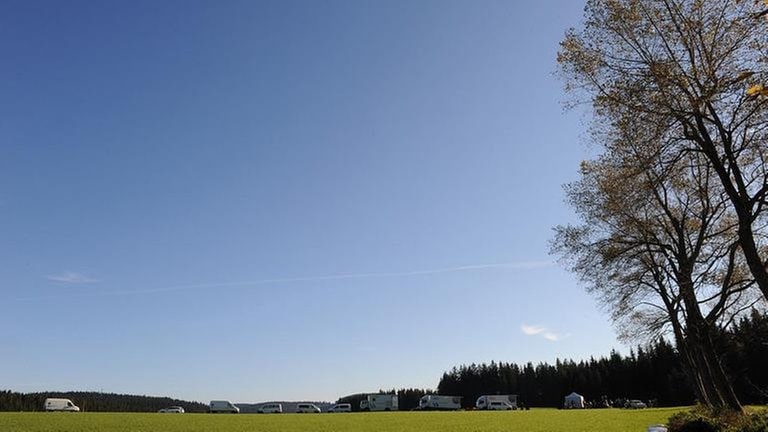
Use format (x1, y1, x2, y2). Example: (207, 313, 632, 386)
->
(437, 311, 768, 408)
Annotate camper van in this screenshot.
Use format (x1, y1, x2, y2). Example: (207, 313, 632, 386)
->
(418, 395, 462, 410)
(209, 400, 239, 413)
(360, 394, 398, 411)
(44, 398, 80, 412)
(475, 394, 517, 410)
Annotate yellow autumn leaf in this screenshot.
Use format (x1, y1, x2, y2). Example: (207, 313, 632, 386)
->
(747, 84, 765, 96)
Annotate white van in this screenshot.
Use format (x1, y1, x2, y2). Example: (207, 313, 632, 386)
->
(476, 394, 517, 410)
(296, 403, 321, 413)
(488, 401, 515, 410)
(209, 400, 239, 413)
(327, 403, 351, 413)
(44, 398, 80, 412)
(258, 403, 282, 413)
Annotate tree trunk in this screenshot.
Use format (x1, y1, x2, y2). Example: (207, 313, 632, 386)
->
(668, 306, 711, 405)
(695, 323, 743, 411)
(676, 335, 711, 405)
(678, 269, 743, 412)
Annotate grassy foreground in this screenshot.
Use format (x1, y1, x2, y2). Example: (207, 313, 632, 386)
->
(0, 408, 685, 432)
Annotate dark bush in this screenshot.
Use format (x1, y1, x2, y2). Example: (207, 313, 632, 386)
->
(668, 410, 720, 432)
(668, 406, 768, 432)
(732, 413, 768, 432)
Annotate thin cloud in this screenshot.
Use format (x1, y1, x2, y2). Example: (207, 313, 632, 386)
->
(521, 324, 546, 335)
(521, 324, 563, 342)
(22, 260, 553, 301)
(45, 272, 99, 284)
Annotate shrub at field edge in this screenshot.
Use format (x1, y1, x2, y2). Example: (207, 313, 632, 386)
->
(668, 405, 768, 432)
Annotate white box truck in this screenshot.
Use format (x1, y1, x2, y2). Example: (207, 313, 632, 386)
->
(418, 395, 462, 410)
(475, 394, 517, 410)
(44, 398, 80, 412)
(209, 400, 239, 413)
(360, 394, 398, 411)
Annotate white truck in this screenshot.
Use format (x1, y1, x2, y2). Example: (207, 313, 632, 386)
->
(209, 400, 239, 413)
(418, 395, 462, 411)
(475, 394, 517, 410)
(44, 398, 80, 412)
(359, 394, 398, 411)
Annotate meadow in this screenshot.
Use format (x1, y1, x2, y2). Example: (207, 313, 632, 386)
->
(0, 408, 685, 432)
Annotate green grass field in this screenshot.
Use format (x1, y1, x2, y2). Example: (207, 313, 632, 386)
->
(0, 408, 685, 432)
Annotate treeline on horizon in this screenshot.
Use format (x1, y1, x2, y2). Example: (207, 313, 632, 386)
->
(0, 391, 209, 413)
(437, 310, 768, 408)
(1, 311, 765, 412)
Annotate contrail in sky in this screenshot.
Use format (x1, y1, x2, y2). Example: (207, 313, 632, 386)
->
(16, 260, 553, 301)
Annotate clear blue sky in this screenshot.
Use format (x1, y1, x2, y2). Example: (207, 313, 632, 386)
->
(0, 0, 621, 403)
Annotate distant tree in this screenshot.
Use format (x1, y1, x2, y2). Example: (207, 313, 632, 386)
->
(719, 309, 768, 403)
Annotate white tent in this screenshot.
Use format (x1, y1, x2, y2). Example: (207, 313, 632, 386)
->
(564, 392, 585, 409)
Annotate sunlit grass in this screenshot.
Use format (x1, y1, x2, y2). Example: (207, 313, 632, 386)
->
(0, 408, 686, 432)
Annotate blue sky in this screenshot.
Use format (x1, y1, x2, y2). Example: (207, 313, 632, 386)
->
(0, 0, 621, 403)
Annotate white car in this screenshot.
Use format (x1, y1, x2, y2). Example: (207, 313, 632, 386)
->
(327, 403, 351, 413)
(158, 406, 184, 413)
(488, 401, 515, 411)
(296, 403, 321, 413)
(258, 403, 283, 413)
(627, 400, 647, 409)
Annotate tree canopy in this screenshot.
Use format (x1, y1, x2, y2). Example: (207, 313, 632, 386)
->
(556, 0, 768, 411)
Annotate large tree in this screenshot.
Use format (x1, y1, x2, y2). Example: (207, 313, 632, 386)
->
(559, 0, 768, 303)
(552, 116, 760, 410)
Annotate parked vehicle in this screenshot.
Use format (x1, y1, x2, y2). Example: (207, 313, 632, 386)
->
(258, 403, 282, 413)
(44, 398, 80, 412)
(476, 395, 517, 410)
(360, 394, 398, 411)
(209, 400, 239, 413)
(627, 400, 648, 409)
(418, 395, 462, 411)
(296, 403, 321, 413)
(488, 401, 515, 410)
(327, 403, 351, 413)
(158, 406, 184, 413)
